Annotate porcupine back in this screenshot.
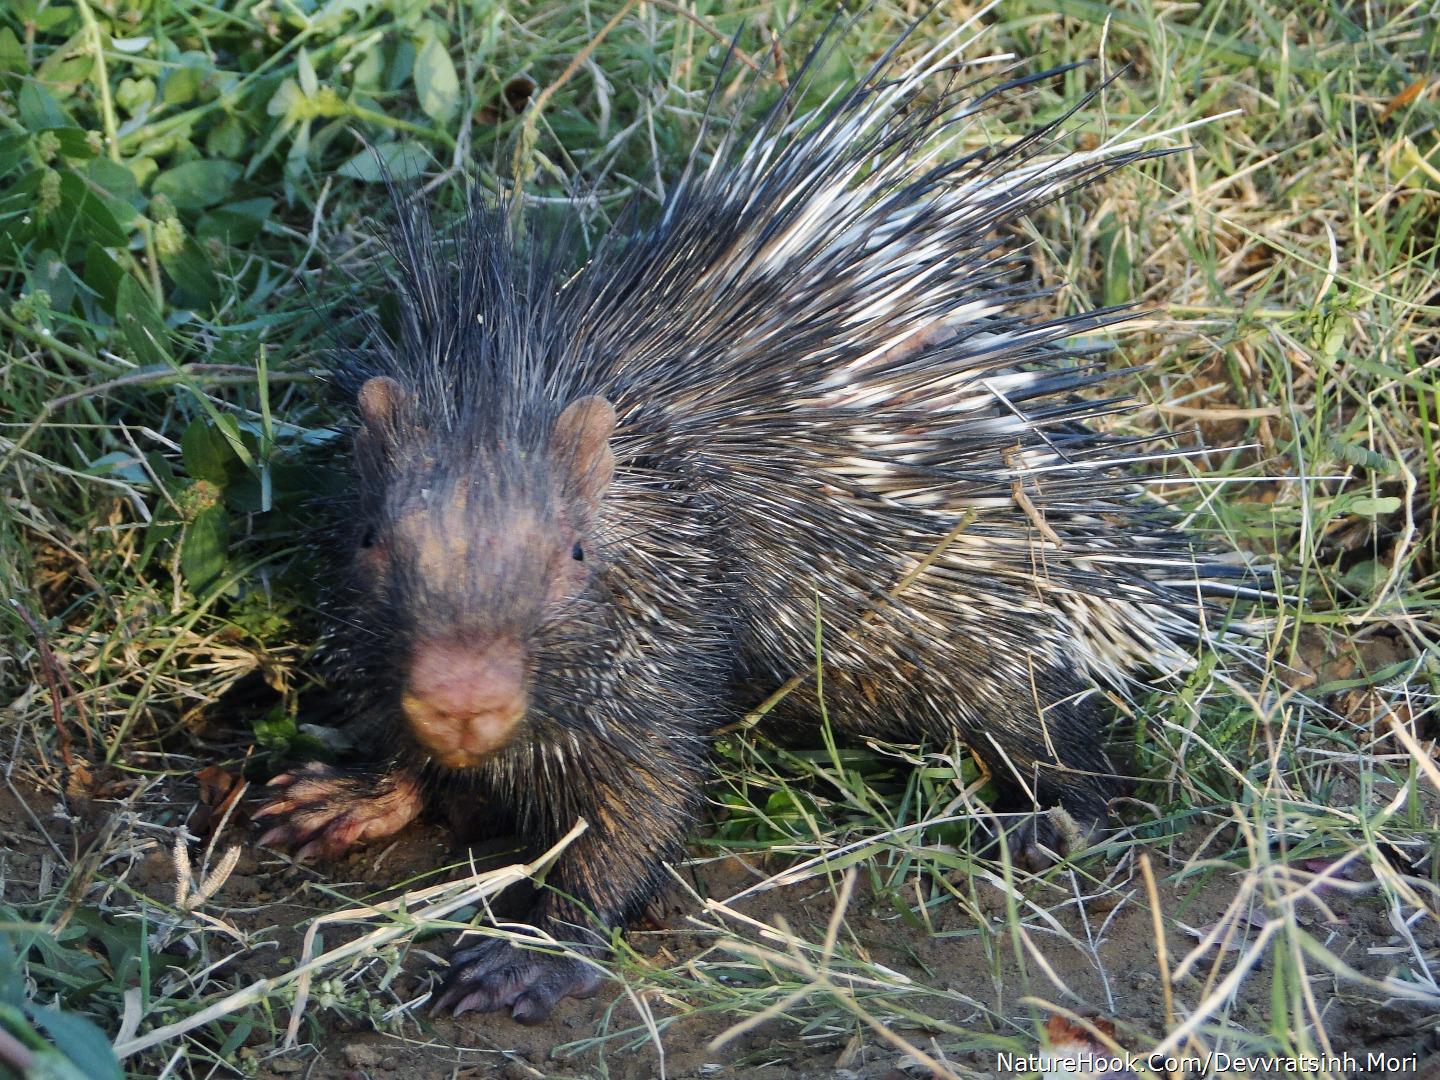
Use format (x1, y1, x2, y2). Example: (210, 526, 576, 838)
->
(563, 29, 1260, 724)
(328, 14, 1261, 851)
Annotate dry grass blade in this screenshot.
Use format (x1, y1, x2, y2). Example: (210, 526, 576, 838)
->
(112, 820, 586, 1059)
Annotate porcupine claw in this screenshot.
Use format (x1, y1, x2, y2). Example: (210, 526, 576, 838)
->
(253, 764, 424, 859)
(433, 936, 603, 1024)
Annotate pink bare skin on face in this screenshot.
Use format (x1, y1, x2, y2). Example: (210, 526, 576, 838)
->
(403, 636, 529, 767)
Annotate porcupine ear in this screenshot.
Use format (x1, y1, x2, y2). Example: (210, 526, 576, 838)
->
(551, 395, 616, 506)
(356, 376, 406, 448)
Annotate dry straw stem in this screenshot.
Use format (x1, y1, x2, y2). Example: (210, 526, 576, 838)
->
(1390, 706, 1440, 817)
(1136, 854, 1176, 1034)
(509, 0, 638, 213)
(5, 0, 1437, 1069)
(642, 0, 767, 75)
(727, 682, 1440, 1074)
(1149, 795, 1440, 1067)
(111, 819, 588, 1059)
(706, 868, 963, 1080)
(699, 811, 983, 904)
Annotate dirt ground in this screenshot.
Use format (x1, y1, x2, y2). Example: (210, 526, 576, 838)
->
(2, 771, 1437, 1080)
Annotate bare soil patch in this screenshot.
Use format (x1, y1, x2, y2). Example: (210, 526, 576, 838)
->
(2, 775, 1435, 1078)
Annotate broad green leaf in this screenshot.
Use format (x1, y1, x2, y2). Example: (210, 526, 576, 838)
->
(37, 32, 93, 89)
(140, 519, 178, 570)
(31, 250, 74, 312)
(86, 450, 150, 482)
(84, 158, 141, 227)
(65, 907, 147, 979)
(414, 35, 459, 124)
(0, 27, 24, 73)
(0, 133, 27, 177)
(353, 43, 385, 89)
(58, 170, 128, 245)
(160, 240, 220, 308)
(163, 63, 205, 106)
(385, 37, 416, 92)
(0, 1004, 84, 1080)
(1341, 559, 1386, 595)
(337, 141, 429, 182)
(28, 1004, 123, 1080)
(181, 504, 229, 593)
(1348, 496, 1401, 518)
(266, 77, 304, 120)
(115, 76, 156, 115)
(197, 197, 273, 244)
(205, 115, 246, 159)
(115, 276, 171, 365)
(297, 46, 318, 98)
(182, 419, 231, 485)
(151, 159, 240, 211)
(86, 157, 140, 201)
(36, 126, 95, 160)
(19, 81, 70, 128)
(33, 5, 76, 32)
(0, 170, 43, 248)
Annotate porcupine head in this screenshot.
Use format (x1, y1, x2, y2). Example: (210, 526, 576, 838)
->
(346, 370, 615, 774)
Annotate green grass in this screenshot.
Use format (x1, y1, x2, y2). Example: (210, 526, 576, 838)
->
(2, 0, 1438, 1077)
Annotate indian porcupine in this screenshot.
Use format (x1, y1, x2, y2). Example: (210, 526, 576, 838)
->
(255, 17, 1261, 1022)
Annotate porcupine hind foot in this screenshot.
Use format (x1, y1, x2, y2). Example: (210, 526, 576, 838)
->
(1003, 787, 1111, 874)
(433, 935, 603, 1024)
(253, 764, 425, 859)
(954, 668, 1122, 872)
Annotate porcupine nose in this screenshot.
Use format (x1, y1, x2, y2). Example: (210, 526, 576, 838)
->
(403, 637, 528, 766)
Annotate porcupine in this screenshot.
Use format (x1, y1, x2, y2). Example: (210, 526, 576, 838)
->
(254, 18, 1260, 1022)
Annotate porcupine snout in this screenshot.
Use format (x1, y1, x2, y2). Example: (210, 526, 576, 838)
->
(403, 636, 529, 767)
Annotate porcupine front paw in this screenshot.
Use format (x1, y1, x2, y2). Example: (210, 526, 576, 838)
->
(253, 764, 424, 859)
(432, 934, 603, 1023)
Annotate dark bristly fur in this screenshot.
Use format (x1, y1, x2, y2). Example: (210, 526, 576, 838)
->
(257, 15, 1261, 1023)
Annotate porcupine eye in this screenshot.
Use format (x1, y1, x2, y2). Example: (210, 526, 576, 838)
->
(354, 523, 389, 577)
(570, 541, 584, 562)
